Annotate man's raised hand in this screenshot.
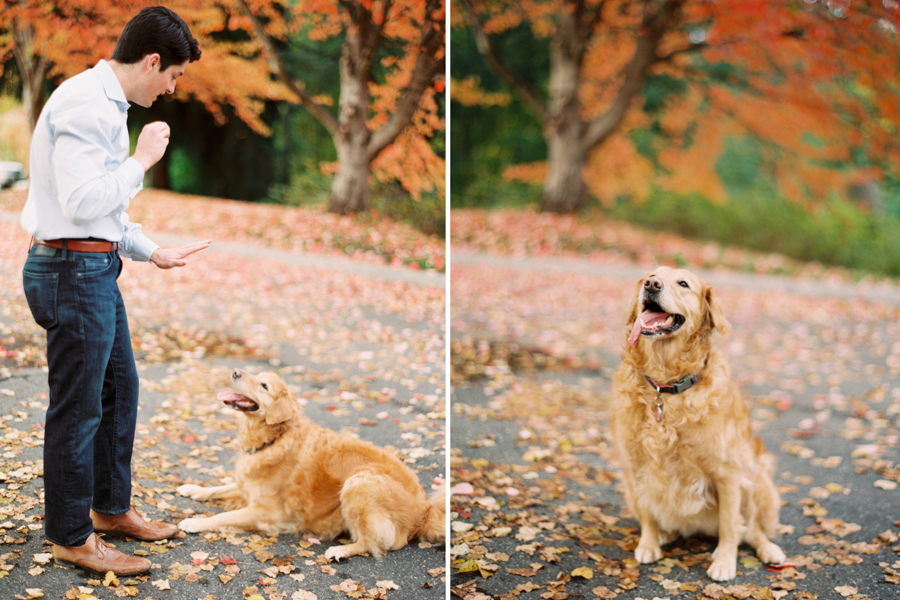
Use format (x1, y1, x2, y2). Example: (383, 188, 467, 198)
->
(133, 121, 171, 171)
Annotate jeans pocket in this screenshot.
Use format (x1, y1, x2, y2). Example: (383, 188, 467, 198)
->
(77, 254, 115, 279)
(23, 270, 60, 330)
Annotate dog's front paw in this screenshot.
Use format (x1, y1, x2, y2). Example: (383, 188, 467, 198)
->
(178, 517, 206, 533)
(757, 541, 786, 566)
(707, 556, 736, 581)
(634, 542, 663, 564)
(177, 484, 207, 500)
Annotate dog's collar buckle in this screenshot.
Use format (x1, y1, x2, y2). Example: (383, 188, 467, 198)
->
(645, 374, 698, 395)
(645, 374, 698, 422)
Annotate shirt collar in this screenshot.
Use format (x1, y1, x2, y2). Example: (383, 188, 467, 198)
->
(93, 59, 130, 110)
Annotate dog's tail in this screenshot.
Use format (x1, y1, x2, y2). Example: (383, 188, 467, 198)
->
(420, 486, 446, 542)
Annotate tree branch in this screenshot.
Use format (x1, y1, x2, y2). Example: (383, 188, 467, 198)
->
(368, 0, 445, 159)
(457, 0, 549, 123)
(581, 0, 684, 153)
(234, 0, 339, 136)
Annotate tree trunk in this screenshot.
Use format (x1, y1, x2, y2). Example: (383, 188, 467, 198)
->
(328, 32, 372, 214)
(540, 18, 588, 213)
(330, 139, 370, 214)
(151, 150, 170, 190)
(541, 124, 587, 213)
(12, 23, 49, 133)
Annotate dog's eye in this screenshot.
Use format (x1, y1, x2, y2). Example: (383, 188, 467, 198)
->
(678, 281, 689, 288)
(261, 383, 269, 390)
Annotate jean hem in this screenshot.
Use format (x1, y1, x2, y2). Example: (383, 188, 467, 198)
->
(46, 531, 92, 548)
(90, 506, 131, 516)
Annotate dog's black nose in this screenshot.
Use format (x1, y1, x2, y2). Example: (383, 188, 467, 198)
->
(644, 277, 663, 292)
(232, 369, 242, 380)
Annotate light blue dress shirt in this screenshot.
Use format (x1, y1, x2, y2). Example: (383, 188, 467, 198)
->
(20, 59, 159, 261)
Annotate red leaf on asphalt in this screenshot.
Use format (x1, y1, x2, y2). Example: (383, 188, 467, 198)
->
(765, 563, 799, 572)
(219, 554, 237, 565)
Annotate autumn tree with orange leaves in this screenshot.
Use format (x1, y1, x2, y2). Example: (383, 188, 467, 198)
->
(0, 1, 291, 136)
(454, 0, 900, 213)
(236, 0, 446, 215)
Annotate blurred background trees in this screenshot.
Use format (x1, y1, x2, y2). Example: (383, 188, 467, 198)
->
(0, 0, 445, 231)
(451, 0, 900, 273)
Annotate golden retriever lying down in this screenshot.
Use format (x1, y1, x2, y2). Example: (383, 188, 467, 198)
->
(177, 369, 445, 560)
(610, 267, 785, 581)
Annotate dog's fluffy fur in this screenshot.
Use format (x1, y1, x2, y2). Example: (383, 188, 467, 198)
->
(177, 369, 445, 561)
(610, 267, 785, 581)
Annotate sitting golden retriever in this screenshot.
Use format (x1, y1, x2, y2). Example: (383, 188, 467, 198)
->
(177, 369, 445, 560)
(610, 267, 785, 581)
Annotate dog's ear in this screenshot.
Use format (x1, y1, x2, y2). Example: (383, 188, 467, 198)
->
(265, 390, 295, 425)
(705, 286, 731, 337)
(626, 277, 644, 326)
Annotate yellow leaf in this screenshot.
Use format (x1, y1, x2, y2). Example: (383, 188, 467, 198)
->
(455, 559, 480, 574)
(26, 590, 44, 599)
(102, 571, 119, 587)
(571, 567, 593, 579)
(470, 458, 489, 468)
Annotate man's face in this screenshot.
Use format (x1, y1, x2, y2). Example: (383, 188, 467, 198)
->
(135, 58, 187, 108)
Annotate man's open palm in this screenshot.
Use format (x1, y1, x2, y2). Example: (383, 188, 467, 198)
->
(149, 240, 211, 269)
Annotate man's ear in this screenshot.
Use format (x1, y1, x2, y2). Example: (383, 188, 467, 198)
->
(144, 53, 161, 73)
(265, 390, 295, 425)
(705, 286, 731, 337)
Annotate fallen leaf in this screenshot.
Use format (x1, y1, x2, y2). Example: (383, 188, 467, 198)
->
(376, 580, 399, 590)
(571, 566, 593, 579)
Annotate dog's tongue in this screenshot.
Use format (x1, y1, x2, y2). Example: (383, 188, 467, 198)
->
(628, 310, 670, 347)
(217, 392, 250, 403)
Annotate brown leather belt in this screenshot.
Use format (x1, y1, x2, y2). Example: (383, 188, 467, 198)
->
(33, 238, 118, 253)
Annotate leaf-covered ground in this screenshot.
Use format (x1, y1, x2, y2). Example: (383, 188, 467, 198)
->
(0, 191, 446, 600)
(450, 254, 900, 600)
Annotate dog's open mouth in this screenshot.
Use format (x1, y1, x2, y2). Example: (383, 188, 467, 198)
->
(217, 392, 259, 412)
(628, 300, 686, 347)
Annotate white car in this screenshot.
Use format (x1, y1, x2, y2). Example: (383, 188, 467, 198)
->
(0, 161, 24, 189)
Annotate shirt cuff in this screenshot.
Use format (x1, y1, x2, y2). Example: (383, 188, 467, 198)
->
(122, 232, 160, 262)
(115, 157, 145, 190)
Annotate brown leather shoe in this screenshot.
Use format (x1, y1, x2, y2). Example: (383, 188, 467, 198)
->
(53, 532, 151, 576)
(91, 507, 180, 542)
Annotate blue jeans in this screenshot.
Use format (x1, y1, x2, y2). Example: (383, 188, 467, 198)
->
(23, 244, 138, 547)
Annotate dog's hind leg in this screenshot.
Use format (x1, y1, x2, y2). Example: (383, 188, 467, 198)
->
(324, 471, 418, 561)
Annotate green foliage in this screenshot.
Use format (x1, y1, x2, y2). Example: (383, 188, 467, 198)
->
(368, 184, 446, 239)
(641, 74, 687, 113)
(266, 167, 335, 207)
(450, 24, 548, 198)
(268, 171, 445, 238)
(451, 174, 540, 209)
(606, 189, 900, 277)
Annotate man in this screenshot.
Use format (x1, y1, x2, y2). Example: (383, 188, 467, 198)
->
(20, 6, 210, 576)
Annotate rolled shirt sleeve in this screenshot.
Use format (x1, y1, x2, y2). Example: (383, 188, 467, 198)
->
(118, 212, 160, 262)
